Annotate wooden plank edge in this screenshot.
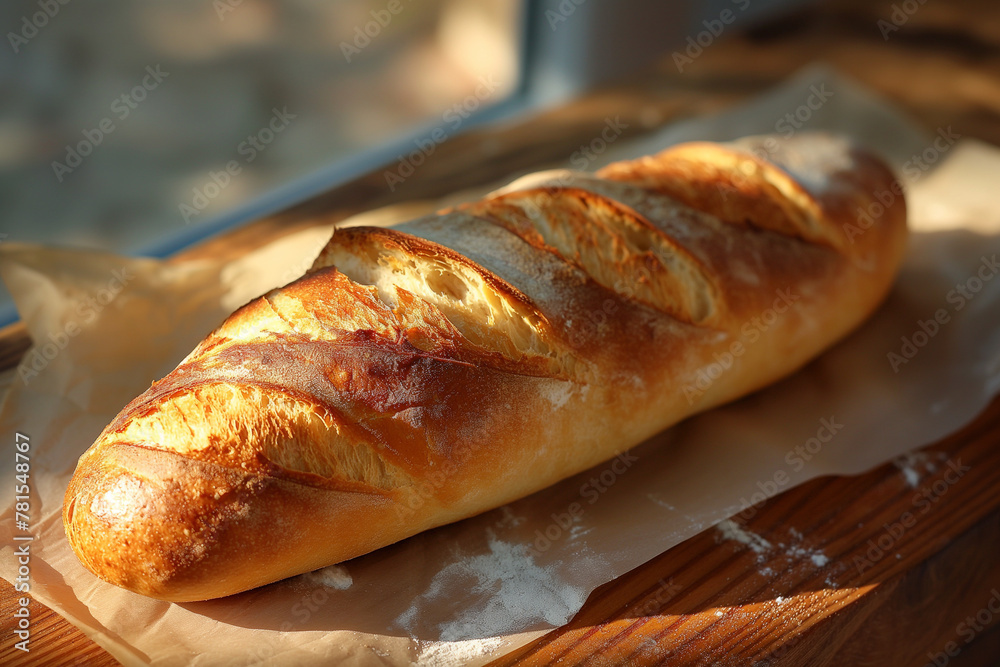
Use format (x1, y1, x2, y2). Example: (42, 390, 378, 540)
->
(489, 396, 1000, 665)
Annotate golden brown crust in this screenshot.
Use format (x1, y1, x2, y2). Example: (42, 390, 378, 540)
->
(463, 186, 724, 326)
(63, 134, 908, 601)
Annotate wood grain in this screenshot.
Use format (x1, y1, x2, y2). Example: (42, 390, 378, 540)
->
(0, 594, 117, 667)
(488, 396, 1000, 666)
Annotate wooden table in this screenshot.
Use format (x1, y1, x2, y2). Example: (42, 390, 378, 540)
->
(4, 0, 1000, 663)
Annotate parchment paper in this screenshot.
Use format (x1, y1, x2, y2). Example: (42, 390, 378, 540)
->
(3, 65, 1000, 666)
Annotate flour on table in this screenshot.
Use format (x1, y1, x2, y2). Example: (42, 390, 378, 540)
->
(897, 460, 921, 488)
(718, 521, 831, 573)
(810, 553, 829, 567)
(715, 519, 771, 557)
(893, 451, 944, 488)
(783, 535, 829, 570)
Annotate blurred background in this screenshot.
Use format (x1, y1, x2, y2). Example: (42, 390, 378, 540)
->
(0, 0, 812, 315)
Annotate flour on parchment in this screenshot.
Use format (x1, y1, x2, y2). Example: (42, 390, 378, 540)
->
(301, 564, 353, 590)
(396, 534, 586, 644)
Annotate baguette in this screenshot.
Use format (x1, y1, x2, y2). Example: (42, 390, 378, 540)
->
(63, 133, 907, 601)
